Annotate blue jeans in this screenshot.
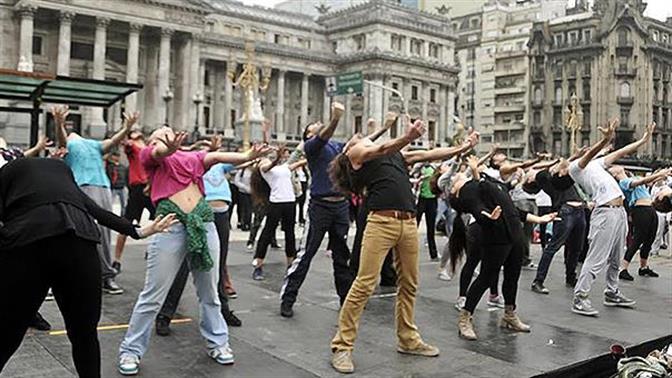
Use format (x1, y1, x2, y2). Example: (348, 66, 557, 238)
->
(534, 205, 586, 284)
(119, 222, 229, 358)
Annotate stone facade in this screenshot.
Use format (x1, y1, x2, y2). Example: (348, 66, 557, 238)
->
(452, 0, 567, 157)
(0, 0, 458, 147)
(528, 0, 672, 159)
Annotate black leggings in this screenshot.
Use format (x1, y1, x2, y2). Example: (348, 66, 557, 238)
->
(254, 202, 296, 260)
(0, 234, 101, 377)
(464, 236, 524, 313)
(625, 205, 658, 262)
(296, 181, 308, 224)
(417, 197, 438, 258)
(459, 223, 498, 297)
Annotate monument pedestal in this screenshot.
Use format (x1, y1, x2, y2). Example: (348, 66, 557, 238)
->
(234, 118, 263, 146)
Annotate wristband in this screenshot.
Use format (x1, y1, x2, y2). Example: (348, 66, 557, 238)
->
(135, 226, 144, 239)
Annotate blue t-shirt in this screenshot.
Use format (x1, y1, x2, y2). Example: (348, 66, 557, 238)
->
(64, 138, 110, 188)
(204, 163, 235, 202)
(619, 177, 651, 207)
(304, 135, 344, 198)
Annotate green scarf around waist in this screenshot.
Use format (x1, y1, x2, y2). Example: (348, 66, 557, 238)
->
(156, 198, 214, 271)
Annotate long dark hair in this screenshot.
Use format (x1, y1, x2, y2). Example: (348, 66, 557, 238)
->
(448, 196, 468, 274)
(250, 166, 270, 206)
(328, 153, 363, 195)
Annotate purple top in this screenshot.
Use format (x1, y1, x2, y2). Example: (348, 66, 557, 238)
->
(140, 147, 207, 204)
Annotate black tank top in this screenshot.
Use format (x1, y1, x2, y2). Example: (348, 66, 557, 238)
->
(352, 152, 415, 213)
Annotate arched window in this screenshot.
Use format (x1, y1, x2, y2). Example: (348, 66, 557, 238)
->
(620, 82, 631, 97)
(555, 87, 562, 103)
(534, 87, 542, 104)
(618, 28, 629, 46)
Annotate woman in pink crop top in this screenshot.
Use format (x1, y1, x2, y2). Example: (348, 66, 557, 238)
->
(118, 126, 270, 376)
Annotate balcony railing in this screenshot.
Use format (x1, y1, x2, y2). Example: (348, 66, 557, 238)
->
(614, 68, 637, 77)
(617, 96, 634, 105)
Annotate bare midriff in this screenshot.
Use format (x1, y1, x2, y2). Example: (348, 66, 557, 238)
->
(634, 198, 652, 206)
(168, 183, 203, 213)
(605, 197, 625, 207)
(208, 200, 229, 209)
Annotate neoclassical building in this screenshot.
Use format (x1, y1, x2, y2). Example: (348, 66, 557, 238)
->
(0, 0, 458, 147)
(528, 0, 672, 158)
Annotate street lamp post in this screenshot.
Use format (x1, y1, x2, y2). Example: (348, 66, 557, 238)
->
(192, 91, 204, 141)
(162, 88, 173, 125)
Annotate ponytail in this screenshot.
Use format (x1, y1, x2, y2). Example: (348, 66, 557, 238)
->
(448, 212, 467, 274)
(328, 153, 362, 195)
(250, 166, 271, 206)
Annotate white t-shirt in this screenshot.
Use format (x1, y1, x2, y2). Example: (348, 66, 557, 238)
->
(568, 157, 623, 206)
(536, 190, 552, 207)
(261, 164, 296, 203)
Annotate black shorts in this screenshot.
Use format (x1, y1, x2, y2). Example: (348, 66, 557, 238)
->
(124, 184, 156, 222)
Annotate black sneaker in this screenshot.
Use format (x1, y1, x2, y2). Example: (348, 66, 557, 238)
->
(252, 267, 265, 281)
(280, 302, 294, 318)
(638, 267, 659, 278)
(604, 291, 636, 308)
(619, 269, 635, 281)
(112, 261, 121, 274)
(103, 278, 124, 295)
(271, 242, 282, 249)
(565, 276, 578, 287)
(29, 312, 51, 331)
(222, 310, 242, 327)
(531, 281, 549, 294)
(155, 316, 171, 336)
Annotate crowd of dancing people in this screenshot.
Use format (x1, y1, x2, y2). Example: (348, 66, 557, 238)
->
(0, 100, 669, 376)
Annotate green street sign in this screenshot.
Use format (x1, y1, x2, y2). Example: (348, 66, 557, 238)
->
(326, 71, 363, 97)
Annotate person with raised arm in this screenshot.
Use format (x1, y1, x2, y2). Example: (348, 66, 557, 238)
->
(326, 117, 477, 374)
(609, 166, 670, 281)
(117, 126, 271, 376)
(53, 105, 139, 295)
(0, 152, 176, 378)
(566, 119, 653, 316)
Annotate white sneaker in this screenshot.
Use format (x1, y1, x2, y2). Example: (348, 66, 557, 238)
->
(437, 268, 452, 281)
(454, 296, 466, 311)
(209, 346, 235, 365)
(487, 295, 505, 308)
(118, 354, 140, 376)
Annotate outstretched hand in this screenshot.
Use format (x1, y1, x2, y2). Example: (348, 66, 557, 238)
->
(641, 122, 656, 142)
(331, 102, 345, 119)
(482, 206, 502, 220)
(248, 143, 274, 159)
(158, 132, 188, 154)
(538, 212, 559, 223)
(35, 136, 53, 151)
(140, 213, 179, 238)
(598, 117, 618, 141)
(404, 119, 426, 141)
(466, 155, 479, 170)
(123, 111, 140, 130)
(209, 135, 223, 152)
(50, 105, 70, 127)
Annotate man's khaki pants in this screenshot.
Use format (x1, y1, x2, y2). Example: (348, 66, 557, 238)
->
(331, 213, 422, 352)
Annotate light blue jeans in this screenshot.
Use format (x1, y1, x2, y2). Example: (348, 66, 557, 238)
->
(119, 222, 229, 358)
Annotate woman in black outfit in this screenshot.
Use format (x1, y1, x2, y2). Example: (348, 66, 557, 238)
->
(448, 156, 556, 340)
(0, 157, 174, 377)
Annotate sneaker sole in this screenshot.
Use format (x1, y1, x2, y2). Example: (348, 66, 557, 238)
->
(104, 289, 124, 295)
(213, 358, 234, 365)
(118, 367, 139, 376)
(603, 301, 636, 308)
(531, 289, 550, 295)
(397, 348, 439, 357)
(571, 308, 599, 316)
(458, 330, 477, 341)
(331, 364, 354, 374)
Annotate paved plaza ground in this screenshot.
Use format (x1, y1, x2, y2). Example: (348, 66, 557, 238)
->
(3, 226, 672, 377)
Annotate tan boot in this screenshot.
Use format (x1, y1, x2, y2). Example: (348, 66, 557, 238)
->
(331, 350, 354, 374)
(458, 309, 477, 340)
(500, 305, 530, 333)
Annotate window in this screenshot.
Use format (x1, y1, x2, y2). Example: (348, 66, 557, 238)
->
(583, 109, 590, 129)
(618, 57, 629, 73)
(534, 87, 542, 104)
(553, 108, 562, 126)
(466, 82, 475, 94)
(583, 59, 591, 76)
(107, 46, 127, 65)
(391, 82, 399, 97)
(429, 43, 439, 58)
(583, 29, 592, 43)
(470, 18, 479, 28)
(390, 34, 402, 51)
(427, 121, 436, 141)
(354, 34, 366, 50)
(620, 82, 631, 97)
(274, 34, 281, 44)
(555, 60, 563, 78)
(533, 111, 541, 126)
(354, 116, 362, 133)
(32, 36, 42, 55)
(467, 68, 475, 78)
(71, 42, 94, 61)
(620, 107, 630, 127)
(583, 82, 591, 100)
(516, 41, 524, 51)
(554, 33, 564, 47)
(411, 85, 418, 100)
(204, 69, 210, 86)
(515, 113, 524, 121)
(653, 31, 659, 42)
(332, 41, 338, 52)
(569, 31, 578, 46)
(555, 85, 562, 104)
(467, 48, 476, 61)
(298, 38, 311, 49)
(618, 28, 629, 46)
(430, 89, 436, 103)
(230, 110, 236, 128)
(569, 60, 577, 77)
(410, 39, 422, 56)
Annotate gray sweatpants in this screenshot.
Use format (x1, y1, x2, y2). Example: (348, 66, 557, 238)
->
(574, 206, 627, 297)
(81, 185, 116, 280)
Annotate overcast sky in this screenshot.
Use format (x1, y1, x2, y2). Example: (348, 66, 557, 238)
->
(240, 0, 671, 21)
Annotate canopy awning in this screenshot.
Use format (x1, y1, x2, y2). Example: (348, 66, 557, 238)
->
(0, 69, 142, 146)
(0, 69, 142, 107)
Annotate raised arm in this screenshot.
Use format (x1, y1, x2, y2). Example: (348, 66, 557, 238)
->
(347, 119, 425, 169)
(367, 112, 397, 142)
(578, 118, 618, 169)
(499, 155, 542, 177)
(289, 159, 308, 171)
(478, 143, 499, 167)
(319, 102, 345, 141)
(50, 105, 69, 148)
(466, 155, 481, 181)
(403, 130, 479, 165)
(629, 168, 671, 188)
(152, 131, 188, 159)
(23, 136, 52, 157)
(205, 144, 272, 169)
(603, 122, 655, 167)
(102, 112, 139, 153)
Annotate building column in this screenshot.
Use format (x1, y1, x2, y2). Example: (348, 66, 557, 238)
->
(344, 95, 352, 133)
(125, 23, 142, 114)
(17, 5, 37, 72)
(213, 64, 224, 133)
(173, 36, 191, 130)
(300, 73, 310, 126)
(323, 86, 331, 126)
(421, 82, 429, 121)
(276, 69, 286, 137)
(206, 66, 215, 131)
(369, 74, 384, 127)
(89, 17, 110, 137)
(56, 11, 75, 76)
(439, 84, 447, 145)
(188, 34, 201, 131)
(224, 62, 235, 132)
(447, 85, 456, 143)
(143, 40, 159, 131)
(158, 28, 173, 128)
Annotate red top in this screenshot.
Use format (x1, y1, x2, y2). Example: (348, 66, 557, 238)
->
(125, 143, 149, 186)
(140, 147, 207, 205)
